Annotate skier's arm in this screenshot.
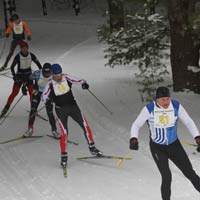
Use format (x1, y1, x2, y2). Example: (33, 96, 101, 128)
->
(30, 53, 42, 69)
(131, 106, 150, 139)
(64, 74, 86, 85)
(42, 81, 52, 103)
(5, 22, 13, 36)
(22, 21, 31, 37)
(29, 70, 40, 80)
(178, 104, 200, 138)
(10, 55, 19, 76)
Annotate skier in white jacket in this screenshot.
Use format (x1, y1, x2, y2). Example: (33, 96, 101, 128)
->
(130, 86, 200, 200)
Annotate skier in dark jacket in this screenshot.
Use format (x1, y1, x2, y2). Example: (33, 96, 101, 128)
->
(129, 86, 200, 200)
(42, 64, 102, 167)
(24, 63, 59, 138)
(0, 13, 31, 71)
(0, 41, 42, 118)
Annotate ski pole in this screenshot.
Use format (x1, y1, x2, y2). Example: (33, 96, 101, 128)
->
(0, 94, 24, 126)
(87, 89, 113, 115)
(28, 105, 46, 120)
(181, 141, 197, 147)
(0, 37, 7, 59)
(0, 73, 12, 79)
(116, 150, 132, 167)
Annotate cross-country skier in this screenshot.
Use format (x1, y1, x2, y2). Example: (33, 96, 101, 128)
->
(0, 13, 31, 71)
(24, 63, 60, 138)
(129, 86, 200, 200)
(42, 64, 102, 167)
(0, 41, 42, 118)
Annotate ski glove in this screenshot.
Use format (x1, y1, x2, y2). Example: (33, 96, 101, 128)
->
(195, 136, 200, 152)
(27, 35, 31, 41)
(21, 85, 27, 95)
(13, 74, 18, 82)
(82, 82, 89, 90)
(129, 137, 139, 150)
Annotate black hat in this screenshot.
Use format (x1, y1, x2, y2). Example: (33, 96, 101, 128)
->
(42, 63, 51, 74)
(10, 13, 19, 21)
(156, 87, 170, 99)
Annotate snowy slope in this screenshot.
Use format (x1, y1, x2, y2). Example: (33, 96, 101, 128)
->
(0, 1, 200, 200)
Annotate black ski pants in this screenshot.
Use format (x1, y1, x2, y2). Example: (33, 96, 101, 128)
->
(150, 139, 200, 200)
(29, 91, 56, 131)
(4, 39, 22, 66)
(55, 104, 94, 153)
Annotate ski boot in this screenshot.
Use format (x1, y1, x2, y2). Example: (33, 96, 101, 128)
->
(89, 144, 103, 156)
(23, 128, 33, 137)
(0, 104, 10, 119)
(61, 152, 68, 167)
(52, 130, 60, 139)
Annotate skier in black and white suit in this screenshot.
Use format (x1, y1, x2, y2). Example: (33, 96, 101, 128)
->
(42, 64, 102, 167)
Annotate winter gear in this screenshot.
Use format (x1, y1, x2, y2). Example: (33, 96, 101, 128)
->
(23, 128, 33, 137)
(28, 92, 57, 132)
(42, 63, 51, 74)
(89, 144, 103, 156)
(20, 40, 28, 48)
(61, 152, 68, 167)
(195, 136, 200, 152)
(51, 64, 62, 75)
(5, 33, 9, 37)
(82, 82, 89, 90)
(27, 35, 31, 41)
(131, 100, 200, 145)
(0, 104, 10, 118)
(52, 130, 60, 139)
(129, 137, 139, 150)
(10, 13, 19, 21)
(156, 86, 170, 99)
(150, 139, 200, 200)
(21, 84, 27, 95)
(55, 105, 95, 153)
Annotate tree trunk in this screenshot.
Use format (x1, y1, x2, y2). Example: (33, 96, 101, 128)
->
(168, 0, 200, 92)
(107, 0, 124, 31)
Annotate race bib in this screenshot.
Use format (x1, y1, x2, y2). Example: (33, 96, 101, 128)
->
(154, 104, 176, 128)
(38, 79, 47, 88)
(13, 22, 23, 34)
(52, 79, 70, 96)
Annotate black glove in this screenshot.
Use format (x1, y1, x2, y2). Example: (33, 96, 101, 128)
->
(21, 85, 27, 95)
(5, 33, 9, 38)
(195, 136, 200, 152)
(27, 35, 31, 41)
(82, 82, 89, 90)
(13, 74, 17, 81)
(129, 137, 139, 150)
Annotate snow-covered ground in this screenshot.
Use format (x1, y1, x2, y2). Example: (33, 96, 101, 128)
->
(0, 1, 200, 199)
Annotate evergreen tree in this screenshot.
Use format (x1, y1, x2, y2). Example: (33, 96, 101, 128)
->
(98, 13, 169, 101)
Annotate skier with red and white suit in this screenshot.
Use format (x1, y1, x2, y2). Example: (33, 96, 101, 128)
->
(42, 64, 102, 167)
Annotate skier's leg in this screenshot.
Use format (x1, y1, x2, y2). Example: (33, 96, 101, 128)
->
(70, 104, 102, 156)
(55, 107, 68, 153)
(3, 39, 18, 67)
(45, 101, 57, 131)
(6, 83, 21, 106)
(169, 140, 200, 192)
(70, 104, 94, 145)
(28, 92, 41, 128)
(150, 141, 171, 200)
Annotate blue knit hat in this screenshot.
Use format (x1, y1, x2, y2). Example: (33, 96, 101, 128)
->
(51, 64, 62, 75)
